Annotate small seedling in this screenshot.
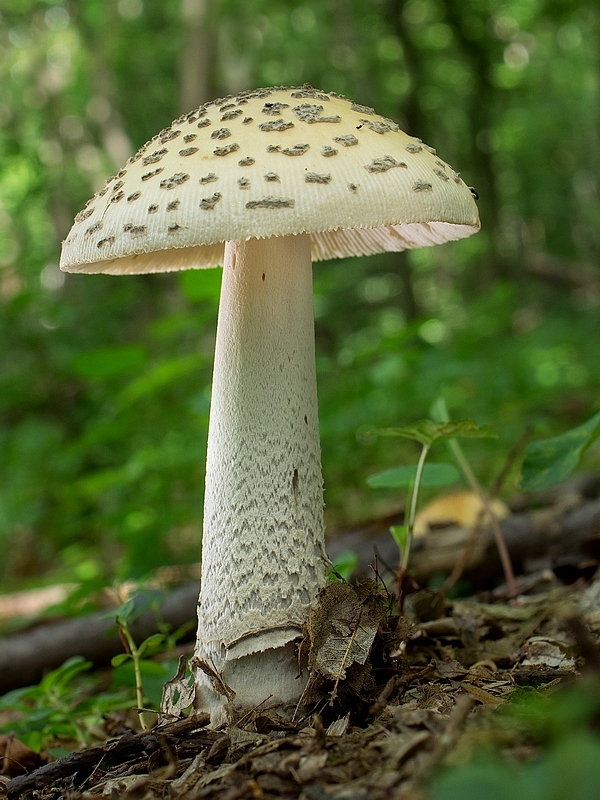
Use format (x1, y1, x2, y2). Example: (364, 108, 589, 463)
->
(368, 416, 497, 597)
(105, 598, 166, 730)
(329, 551, 360, 582)
(431, 398, 517, 597)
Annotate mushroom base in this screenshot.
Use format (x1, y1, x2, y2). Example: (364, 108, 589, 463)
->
(194, 233, 328, 722)
(195, 638, 307, 726)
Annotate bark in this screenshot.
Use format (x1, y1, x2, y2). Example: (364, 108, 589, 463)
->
(442, 0, 508, 281)
(385, 0, 508, 283)
(179, 0, 216, 112)
(383, 0, 426, 322)
(6, 714, 212, 799)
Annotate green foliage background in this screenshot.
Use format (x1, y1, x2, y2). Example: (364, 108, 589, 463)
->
(0, 0, 599, 586)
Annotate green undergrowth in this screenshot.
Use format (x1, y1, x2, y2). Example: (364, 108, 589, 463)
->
(433, 677, 600, 800)
(0, 598, 188, 754)
(0, 656, 134, 756)
(1, 334, 599, 786)
(1, 618, 600, 800)
(0, 650, 180, 756)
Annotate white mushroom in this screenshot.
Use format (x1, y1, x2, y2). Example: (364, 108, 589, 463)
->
(60, 85, 480, 723)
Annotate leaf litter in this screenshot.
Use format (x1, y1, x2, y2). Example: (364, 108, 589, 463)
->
(4, 568, 600, 800)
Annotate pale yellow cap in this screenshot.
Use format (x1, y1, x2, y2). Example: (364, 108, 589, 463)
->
(60, 85, 480, 275)
(413, 491, 510, 538)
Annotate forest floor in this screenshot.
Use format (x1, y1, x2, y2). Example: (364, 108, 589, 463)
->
(2, 485, 600, 800)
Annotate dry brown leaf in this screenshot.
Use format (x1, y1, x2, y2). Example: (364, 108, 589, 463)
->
(0, 735, 44, 777)
(160, 654, 196, 722)
(461, 683, 505, 705)
(191, 656, 236, 702)
(304, 581, 387, 701)
(521, 636, 576, 669)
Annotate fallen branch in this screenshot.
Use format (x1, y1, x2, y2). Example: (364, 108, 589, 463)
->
(0, 584, 198, 695)
(1, 493, 599, 695)
(6, 714, 212, 799)
(328, 496, 600, 588)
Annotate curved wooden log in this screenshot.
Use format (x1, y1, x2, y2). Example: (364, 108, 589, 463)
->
(0, 585, 199, 695)
(1, 493, 599, 695)
(327, 497, 600, 586)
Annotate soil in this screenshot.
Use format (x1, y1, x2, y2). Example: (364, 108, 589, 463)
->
(3, 571, 600, 800)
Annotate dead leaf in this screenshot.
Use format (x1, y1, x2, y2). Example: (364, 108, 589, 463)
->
(435, 659, 468, 679)
(228, 727, 267, 749)
(521, 636, 576, 669)
(461, 683, 505, 705)
(326, 714, 350, 737)
(305, 582, 386, 700)
(413, 491, 510, 537)
(0, 734, 44, 777)
(160, 654, 195, 722)
(295, 752, 328, 782)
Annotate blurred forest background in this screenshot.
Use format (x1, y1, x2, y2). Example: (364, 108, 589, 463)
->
(0, 0, 599, 591)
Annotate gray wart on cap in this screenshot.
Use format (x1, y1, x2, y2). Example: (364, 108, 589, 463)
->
(61, 84, 479, 275)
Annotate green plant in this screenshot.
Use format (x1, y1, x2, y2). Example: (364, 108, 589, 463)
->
(520, 407, 600, 491)
(0, 656, 133, 755)
(106, 598, 169, 731)
(368, 418, 497, 580)
(329, 551, 360, 582)
(430, 398, 517, 597)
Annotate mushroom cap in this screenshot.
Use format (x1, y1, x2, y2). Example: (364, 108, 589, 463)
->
(60, 85, 480, 275)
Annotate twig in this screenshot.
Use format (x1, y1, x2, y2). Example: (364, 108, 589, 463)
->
(369, 675, 401, 717)
(440, 511, 485, 594)
(6, 715, 211, 799)
(233, 695, 274, 729)
(431, 397, 517, 598)
(490, 425, 533, 498)
(369, 553, 402, 624)
(447, 438, 517, 598)
(443, 427, 532, 593)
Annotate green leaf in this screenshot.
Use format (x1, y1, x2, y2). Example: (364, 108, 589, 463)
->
(0, 686, 36, 710)
(38, 656, 92, 694)
(71, 345, 147, 381)
(329, 551, 359, 581)
(112, 659, 177, 707)
(111, 653, 131, 667)
(21, 731, 44, 754)
(137, 634, 166, 657)
(100, 598, 136, 625)
(520, 410, 600, 491)
(389, 525, 408, 550)
(370, 419, 497, 448)
(367, 462, 460, 488)
(432, 761, 518, 800)
(48, 747, 71, 760)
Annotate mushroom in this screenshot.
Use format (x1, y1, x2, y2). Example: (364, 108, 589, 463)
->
(60, 85, 480, 722)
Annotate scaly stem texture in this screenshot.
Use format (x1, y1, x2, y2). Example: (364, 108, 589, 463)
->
(195, 234, 328, 717)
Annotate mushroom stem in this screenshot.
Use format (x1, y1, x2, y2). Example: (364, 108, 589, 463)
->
(194, 233, 327, 721)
